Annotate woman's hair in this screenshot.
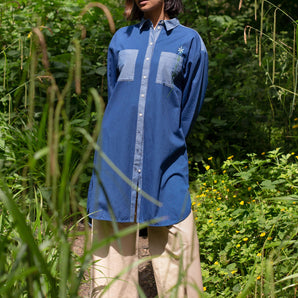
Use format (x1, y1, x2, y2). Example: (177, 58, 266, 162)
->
(124, 0, 183, 20)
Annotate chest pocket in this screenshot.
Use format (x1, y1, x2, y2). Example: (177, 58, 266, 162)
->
(156, 51, 184, 88)
(117, 49, 139, 81)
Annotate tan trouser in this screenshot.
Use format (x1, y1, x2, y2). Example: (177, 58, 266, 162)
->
(91, 211, 203, 297)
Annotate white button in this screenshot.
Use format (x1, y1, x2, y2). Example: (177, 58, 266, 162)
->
(157, 26, 160, 30)
(146, 57, 149, 61)
(141, 94, 145, 97)
(143, 75, 147, 79)
(139, 113, 143, 117)
(138, 169, 141, 173)
(150, 42, 153, 45)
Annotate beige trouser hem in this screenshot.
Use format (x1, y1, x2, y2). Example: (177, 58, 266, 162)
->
(90, 211, 203, 297)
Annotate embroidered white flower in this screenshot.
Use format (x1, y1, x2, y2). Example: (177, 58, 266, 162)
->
(178, 46, 184, 55)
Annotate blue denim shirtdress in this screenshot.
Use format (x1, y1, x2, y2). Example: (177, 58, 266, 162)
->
(87, 18, 208, 226)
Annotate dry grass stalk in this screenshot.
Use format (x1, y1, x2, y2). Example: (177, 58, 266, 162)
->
(80, 2, 116, 34)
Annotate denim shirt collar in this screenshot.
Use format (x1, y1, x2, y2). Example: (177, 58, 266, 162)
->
(139, 18, 180, 32)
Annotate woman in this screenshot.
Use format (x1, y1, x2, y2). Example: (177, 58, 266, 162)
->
(88, 0, 208, 296)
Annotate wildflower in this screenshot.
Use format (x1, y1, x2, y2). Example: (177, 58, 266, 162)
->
(203, 287, 206, 291)
(195, 216, 198, 220)
(208, 219, 212, 223)
(292, 124, 298, 129)
(27, 32, 32, 39)
(214, 180, 217, 184)
(231, 270, 237, 274)
(223, 170, 227, 174)
(227, 155, 234, 160)
(208, 156, 213, 160)
(243, 237, 248, 242)
(221, 180, 225, 183)
(252, 199, 256, 202)
(217, 197, 222, 200)
(261, 152, 265, 155)
(240, 201, 244, 205)
(293, 202, 296, 205)
(233, 194, 237, 198)
(291, 152, 295, 155)
(216, 208, 220, 211)
(257, 253, 262, 257)
(267, 236, 272, 240)
(227, 188, 230, 192)
(248, 186, 252, 191)
(295, 118, 298, 121)
(192, 201, 196, 206)
(214, 261, 219, 265)
(236, 230, 240, 233)
(236, 244, 241, 248)
(196, 195, 200, 198)
(280, 208, 285, 212)
(203, 182, 206, 186)
(205, 165, 210, 170)
(260, 232, 266, 237)
(229, 218, 232, 221)
(188, 160, 191, 164)
(197, 202, 201, 207)
(257, 276, 261, 280)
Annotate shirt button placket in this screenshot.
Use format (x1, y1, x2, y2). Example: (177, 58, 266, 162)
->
(130, 25, 162, 221)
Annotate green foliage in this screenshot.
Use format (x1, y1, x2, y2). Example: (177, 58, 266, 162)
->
(191, 150, 298, 296)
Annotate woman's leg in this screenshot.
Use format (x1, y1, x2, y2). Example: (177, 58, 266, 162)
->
(91, 220, 139, 298)
(148, 211, 203, 297)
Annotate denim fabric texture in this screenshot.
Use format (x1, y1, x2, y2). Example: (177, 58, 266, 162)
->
(87, 18, 208, 226)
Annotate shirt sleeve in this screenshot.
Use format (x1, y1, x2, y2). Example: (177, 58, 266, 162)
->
(181, 33, 208, 138)
(107, 37, 118, 98)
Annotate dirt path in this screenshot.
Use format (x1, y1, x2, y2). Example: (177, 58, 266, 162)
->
(72, 224, 157, 297)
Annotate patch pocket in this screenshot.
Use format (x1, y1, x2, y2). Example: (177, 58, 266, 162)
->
(117, 49, 139, 81)
(156, 51, 184, 88)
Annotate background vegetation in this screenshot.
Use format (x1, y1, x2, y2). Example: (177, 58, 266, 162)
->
(0, 0, 297, 296)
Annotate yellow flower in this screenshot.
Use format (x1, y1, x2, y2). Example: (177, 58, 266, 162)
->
(252, 199, 256, 202)
(195, 217, 198, 220)
(205, 165, 210, 170)
(223, 170, 227, 174)
(192, 201, 196, 206)
(248, 187, 252, 191)
(221, 180, 225, 183)
(236, 230, 240, 233)
(208, 219, 212, 223)
(257, 276, 261, 280)
(261, 152, 265, 155)
(203, 287, 207, 291)
(217, 197, 222, 200)
(260, 232, 266, 237)
(214, 180, 217, 184)
(197, 202, 201, 207)
(203, 182, 206, 186)
(208, 156, 213, 160)
(236, 244, 241, 248)
(267, 236, 272, 240)
(280, 208, 285, 212)
(233, 194, 237, 198)
(295, 118, 298, 121)
(291, 152, 295, 155)
(229, 217, 232, 221)
(292, 124, 298, 129)
(240, 201, 244, 205)
(227, 155, 234, 160)
(296, 156, 298, 159)
(243, 237, 248, 242)
(214, 261, 219, 265)
(257, 253, 262, 257)
(231, 270, 237, 274)
(216, 207, 220, 211)
(188, 160, 191, 164)
(27, 32, 32, 39)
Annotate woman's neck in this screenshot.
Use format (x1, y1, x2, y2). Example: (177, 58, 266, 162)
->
(144, 11, 169, 28)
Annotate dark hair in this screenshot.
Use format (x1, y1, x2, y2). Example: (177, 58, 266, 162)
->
(124, 0, 183, 21)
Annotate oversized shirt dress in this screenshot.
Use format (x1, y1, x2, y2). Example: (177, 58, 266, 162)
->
(87, 18, 208, 226)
